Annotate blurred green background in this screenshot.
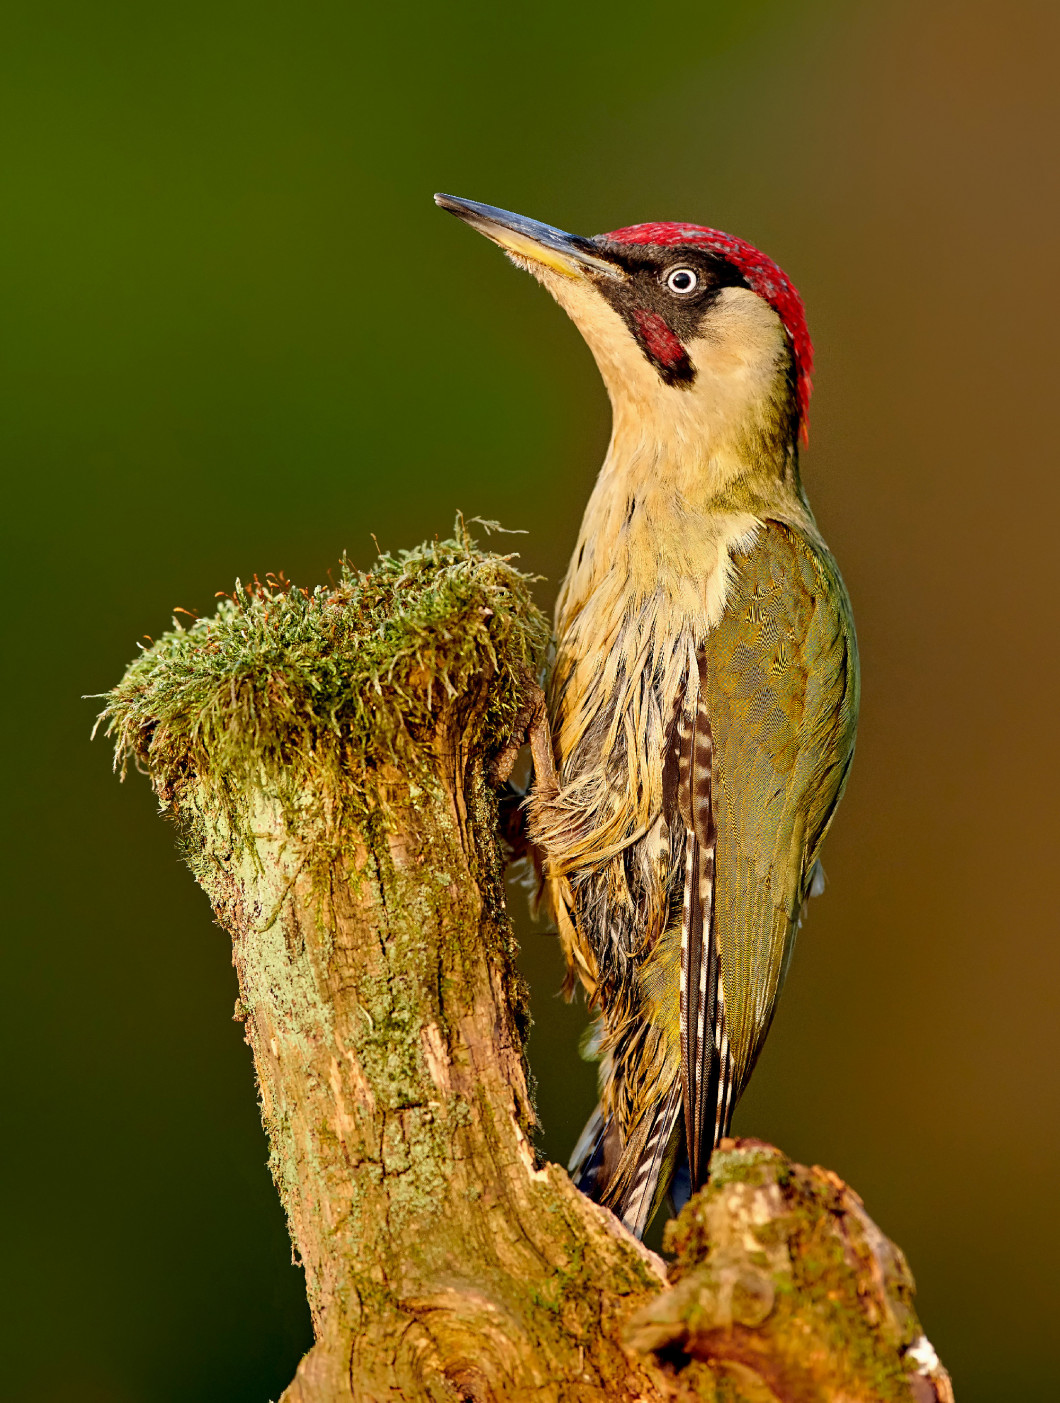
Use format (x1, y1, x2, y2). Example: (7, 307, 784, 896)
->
(3, 0, 1058, 1397)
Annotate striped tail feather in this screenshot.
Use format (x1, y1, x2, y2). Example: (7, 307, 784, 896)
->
(569, 1085, 682, 1240)
(613, 1080, 682, 1238)
(568, 1103, 609, 1198)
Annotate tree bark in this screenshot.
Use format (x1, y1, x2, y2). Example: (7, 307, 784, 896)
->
(100, 530, 953, 1403)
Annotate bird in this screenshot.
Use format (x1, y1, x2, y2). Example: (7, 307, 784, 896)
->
(435, 193, 860, 1239)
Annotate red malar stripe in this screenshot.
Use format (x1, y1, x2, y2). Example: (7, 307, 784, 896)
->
(632, 308, 685, 368)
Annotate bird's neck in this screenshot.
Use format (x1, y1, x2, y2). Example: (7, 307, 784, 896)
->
(564, 380, 806, 599)
(604, 391, 801, 506)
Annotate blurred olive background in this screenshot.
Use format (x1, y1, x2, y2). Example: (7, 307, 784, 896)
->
(3, 0, 1058, 1397)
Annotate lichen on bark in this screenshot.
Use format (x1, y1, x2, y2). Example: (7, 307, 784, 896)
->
(98, 523, 953, 1402)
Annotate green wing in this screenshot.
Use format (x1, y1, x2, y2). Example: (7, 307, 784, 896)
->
(703, 520, 859, 1096)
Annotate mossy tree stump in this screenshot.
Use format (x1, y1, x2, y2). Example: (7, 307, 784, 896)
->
(100, 527, 953, 1402)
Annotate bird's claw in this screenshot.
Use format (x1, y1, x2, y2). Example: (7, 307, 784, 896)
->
(489, 682, 557, 795)
(489, 682, 558, 859)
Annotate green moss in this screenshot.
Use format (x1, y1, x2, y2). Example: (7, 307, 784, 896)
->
(96, 518, 549, 856)
(704, 1143, 788, 1193)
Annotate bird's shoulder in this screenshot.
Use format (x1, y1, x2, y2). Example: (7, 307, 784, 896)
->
(710, 513, 857, 702)
(703, 514, 859, 821)
(730, 513, 851, 625)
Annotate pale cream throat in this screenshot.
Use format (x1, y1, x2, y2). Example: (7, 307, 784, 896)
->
(559, 434, 763, 643)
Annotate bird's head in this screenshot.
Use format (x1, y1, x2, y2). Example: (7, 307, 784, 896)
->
(436, 194, 813, 485)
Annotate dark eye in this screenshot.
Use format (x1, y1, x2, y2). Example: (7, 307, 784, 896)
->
(665, 266, 699, 295)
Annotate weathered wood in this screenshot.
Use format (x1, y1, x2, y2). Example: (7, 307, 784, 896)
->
(100, 530, 953, 1402)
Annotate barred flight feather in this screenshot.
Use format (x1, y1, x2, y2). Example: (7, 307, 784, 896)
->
(679, 654, 725, 1189)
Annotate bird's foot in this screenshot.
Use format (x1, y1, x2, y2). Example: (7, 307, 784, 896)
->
(489, 681, 557, 797)
(490, 681, 558, 858)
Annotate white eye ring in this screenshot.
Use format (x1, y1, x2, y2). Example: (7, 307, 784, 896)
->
(665, 266, 699, 295)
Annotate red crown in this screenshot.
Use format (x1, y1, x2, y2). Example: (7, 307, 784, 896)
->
(606, 222, 813, 440)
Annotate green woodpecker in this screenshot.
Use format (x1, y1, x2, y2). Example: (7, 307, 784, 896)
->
(436, 194, 859, 1238)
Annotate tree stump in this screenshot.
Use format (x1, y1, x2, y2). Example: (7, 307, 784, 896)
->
(99, 526, 953, 1402)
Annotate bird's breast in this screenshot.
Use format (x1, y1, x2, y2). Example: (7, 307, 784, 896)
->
(542, 506, 763, 879)
(557, 501, 762, 658)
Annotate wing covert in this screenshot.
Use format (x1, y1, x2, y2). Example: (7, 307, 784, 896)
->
(702, 520, 859, 1096)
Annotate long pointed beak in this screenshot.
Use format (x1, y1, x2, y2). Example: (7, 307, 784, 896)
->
(434, 193, 625, 282)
